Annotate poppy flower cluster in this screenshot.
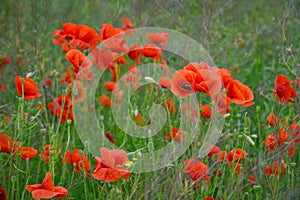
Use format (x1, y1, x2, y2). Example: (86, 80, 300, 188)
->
(208, 145, 247, 175)
(165, 62, 254, 112)
(183, 158, 210, 183)
(62, 149, 91, 177)
(0, 133, 38, 160)
(264, 122, 299, 156)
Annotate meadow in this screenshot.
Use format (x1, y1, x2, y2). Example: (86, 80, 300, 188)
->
(0, 0, 299, 199)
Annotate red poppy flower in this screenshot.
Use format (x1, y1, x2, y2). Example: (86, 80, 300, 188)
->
(104, 132, 115, 144)
(98, 95, 112, 108)
(287, 141, 296, 157)
(90, 48, 116, 71)
(102, 37, 129, 53)
(121, 18, 134, 34)
(142, 44, 162, 60)
(146, 32, 169, 48)
(100, 24, 123, 41)
(19, 147, 38, 160)
(273, 74, 296, 103)
(200, 104, 212, 119)
(211, 67, 232, 87)
(171, 69, 195, 98)
(278, 128, 289, 145)
(92, 148, 131, 182)
(264, 165, 272, 176)
(128, 44, 143, 64)
(48, 95, 73, 123)
(226, 148, 247, 163)
(26, 172, 68, 200)
(158, 77, 172, 90)
(192, 68, 222, 97)
(207, 145, 221, 157)
(62, 149, 91, 177)
(0, 186, 7, 200)
(266, 112, 281, 126)
(66, 49, 92, 72)
(116, 55, 126, 65)
(166, 127, 184, 142)
(105, 82, 117, 92)
(15, 76, 42, 100)
(0, 134, 20, 154)
(264, 134, 278, 152)
(53, 22, 99, 51)
(216, 151, 227, 163)
(226, 78, 254, 106)
(271, 161, 286, 176)
(204, 196, 214, 200)
(183, 158, 210, 182)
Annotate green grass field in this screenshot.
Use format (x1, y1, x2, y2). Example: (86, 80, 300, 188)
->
(0, 0, 299, 199)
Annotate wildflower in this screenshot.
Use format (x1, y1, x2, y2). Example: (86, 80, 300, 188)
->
(102, 37, 129, 53)
(0, 133, 20, 154)
(48, 95, 73, 123)
(273, 74, 296, 103)
(142, 44, 162, 60)
(128, 44, 143, 64)
(53, 22, 99, 51)
(26, 172, 68, 200)
(266, 112, 281, 126)
(100, 24, 123, 41)
(226, 148, 247, 163)
(19, 147, 38, 160)
(207, 145, 221, 157)
(121, 18, 134, 34)
(264, 134, 278, 152)
(171, 69, 195, 98)
(66, 49, 92, 72)
(105, 82, 117, 92)
(265, 161, 286, 177)
(166, 127, 184, 142)
(200, 104, 212, 119)
(158, 77, 172, 90)
(226, 78, 254, 106)
(98, 95, 112, 108)
(183, 158, 210, 182)
(62, 149, 91, 177)
(92, 148, 131, 182)
(14, 76, 42, 100)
